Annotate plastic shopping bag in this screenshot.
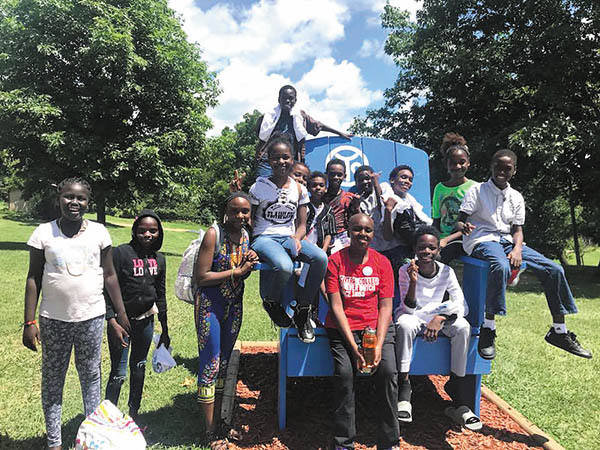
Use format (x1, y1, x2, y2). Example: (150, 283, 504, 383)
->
(75, 400, 146, 450)
(152, 334, 176, 373)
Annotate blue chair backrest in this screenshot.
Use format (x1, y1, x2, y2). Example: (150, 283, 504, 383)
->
(305, 137, 431, 215)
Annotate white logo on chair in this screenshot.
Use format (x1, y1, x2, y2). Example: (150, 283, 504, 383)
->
(325, 145, 369, 188)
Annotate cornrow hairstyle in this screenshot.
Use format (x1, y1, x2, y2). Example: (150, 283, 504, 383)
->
(278, 84, 297, 98)
(413, 224, 440, 248)
(309, 170, 327, 182)
(56, 177, 92, 198)
(440, 132, 470, 159)
(266, 131, 293, 158)
(354, 165, 374, 179)
(389, 164, 414, 182)
(493, 149, 517, 165)
(326, 158, 346, 173)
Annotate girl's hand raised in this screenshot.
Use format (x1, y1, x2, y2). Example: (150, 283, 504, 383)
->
(229, 170, 246, 193)
(23, 324, 41, 352)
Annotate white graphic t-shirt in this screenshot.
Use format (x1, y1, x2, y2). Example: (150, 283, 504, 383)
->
(249, 176, 309, 237)
(27, 220, 112, 322)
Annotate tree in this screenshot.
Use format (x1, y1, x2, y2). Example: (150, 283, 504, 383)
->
(359, 0, 600, 260)
(192, 110, 261, 222)
(0, 0, 219, 223)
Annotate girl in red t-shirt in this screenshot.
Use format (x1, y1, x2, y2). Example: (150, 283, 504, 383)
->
(325, 213, 400, 450)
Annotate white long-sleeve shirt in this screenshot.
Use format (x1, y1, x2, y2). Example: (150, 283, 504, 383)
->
(394, 261, 468, 323)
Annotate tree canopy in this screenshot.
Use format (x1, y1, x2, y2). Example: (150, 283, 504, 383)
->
(0, 0, 219, 222)
(354, 0, 600, 260)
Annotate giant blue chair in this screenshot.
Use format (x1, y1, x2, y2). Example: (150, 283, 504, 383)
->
(273, 136, 497, 429)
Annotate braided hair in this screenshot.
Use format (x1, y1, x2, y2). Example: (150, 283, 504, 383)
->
(56, 177, 92, 198)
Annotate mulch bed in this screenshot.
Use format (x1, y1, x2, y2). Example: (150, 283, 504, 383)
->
(229, 346, 544, 450)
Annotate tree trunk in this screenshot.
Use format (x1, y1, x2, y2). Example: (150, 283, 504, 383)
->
(96, 189, 106, 225)
(567, 182, 582, 266)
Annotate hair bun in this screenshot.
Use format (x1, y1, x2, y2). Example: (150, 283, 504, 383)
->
(440, 132, 468, 157)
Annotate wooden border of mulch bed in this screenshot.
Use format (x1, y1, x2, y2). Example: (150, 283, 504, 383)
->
(233, 341, 565, 450)
(481, 387, 564, 450)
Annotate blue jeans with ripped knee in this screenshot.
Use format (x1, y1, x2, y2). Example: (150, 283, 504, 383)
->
(105, 315, 154, 412)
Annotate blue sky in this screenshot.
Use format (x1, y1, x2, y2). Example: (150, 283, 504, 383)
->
(168, 0, 421, 135)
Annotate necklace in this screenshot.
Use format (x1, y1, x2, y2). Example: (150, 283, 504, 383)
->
(229, 233, 244, 269)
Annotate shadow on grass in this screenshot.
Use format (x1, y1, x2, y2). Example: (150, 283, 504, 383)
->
(0, 241, 29, 251)
(0, 211, 40, 225)
(0, 413, 85, 450)
(140, 392, 206, 448)
(174, 355, 199, 377)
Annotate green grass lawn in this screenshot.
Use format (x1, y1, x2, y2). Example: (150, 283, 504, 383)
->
(0, 211, 598, 449)
(564, 246, 600, 267)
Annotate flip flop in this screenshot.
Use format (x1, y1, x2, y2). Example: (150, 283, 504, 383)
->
(445, 405, 482, 431)
(397, 400, 412, 423)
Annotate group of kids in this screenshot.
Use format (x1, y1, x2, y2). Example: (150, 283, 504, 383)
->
(21, 84, 592, 450)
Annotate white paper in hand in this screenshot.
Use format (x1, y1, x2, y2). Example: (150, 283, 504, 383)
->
(152, 334, 176, 373)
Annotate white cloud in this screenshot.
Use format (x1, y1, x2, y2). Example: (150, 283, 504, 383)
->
(358, 38, 394, 65)
(168, 0, 411, 135)
(362, 0, 421, 26)
(297, 57, 383, 131)
(170, 0, 347, 72)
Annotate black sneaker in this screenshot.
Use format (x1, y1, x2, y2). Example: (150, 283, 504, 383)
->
(294, 306, 315, 344)
(262, 300, 292, 328)
(478, 327, 496, 360)
(544, 328, 593, 359)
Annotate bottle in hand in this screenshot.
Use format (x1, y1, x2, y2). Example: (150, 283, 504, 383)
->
(361, 326, 377, 373)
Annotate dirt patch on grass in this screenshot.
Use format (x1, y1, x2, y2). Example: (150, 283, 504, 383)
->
(229, 347, 544, 450)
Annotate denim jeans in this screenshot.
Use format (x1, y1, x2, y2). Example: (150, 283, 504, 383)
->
(471, 238, 578, 317)
(105, 315, 154, 412)
(251, 234, 328, 307)
(255, 159, 272, 178)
